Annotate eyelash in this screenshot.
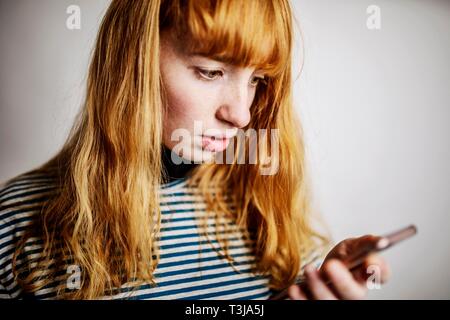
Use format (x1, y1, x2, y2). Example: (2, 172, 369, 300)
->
(195, 68, 268, 87)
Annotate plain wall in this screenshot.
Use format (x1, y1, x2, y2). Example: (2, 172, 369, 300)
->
(0, 0, 449, 299)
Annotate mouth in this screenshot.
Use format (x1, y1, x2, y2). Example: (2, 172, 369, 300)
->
(201, 135, 233, 152)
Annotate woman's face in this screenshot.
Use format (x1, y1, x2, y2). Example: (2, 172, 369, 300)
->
(159, 31, 265, 163)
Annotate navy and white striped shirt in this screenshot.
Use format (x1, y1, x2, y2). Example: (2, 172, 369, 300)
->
(0, 170, 277, 300)
(0, 169, 325, 300)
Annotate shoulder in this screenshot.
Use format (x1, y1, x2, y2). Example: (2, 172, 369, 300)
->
(0, 169, 59, 224)
(0, 168, 59, 297)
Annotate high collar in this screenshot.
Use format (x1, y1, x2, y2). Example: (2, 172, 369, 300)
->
(161, 145, 199, 184)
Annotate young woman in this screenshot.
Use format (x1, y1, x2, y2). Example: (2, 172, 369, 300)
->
(0, 0, 390, 300)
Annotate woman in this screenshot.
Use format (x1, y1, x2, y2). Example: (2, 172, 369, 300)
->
(0, 0, 390, 299)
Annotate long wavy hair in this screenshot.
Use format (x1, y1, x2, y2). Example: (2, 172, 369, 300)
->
(12, 0, 329, 299)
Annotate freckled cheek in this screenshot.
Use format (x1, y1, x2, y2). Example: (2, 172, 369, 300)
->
(162, 100, 206, 151)
(164, 83, 215, 127)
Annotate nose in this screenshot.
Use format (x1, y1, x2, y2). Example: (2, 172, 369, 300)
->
(215, 83, 252, 129)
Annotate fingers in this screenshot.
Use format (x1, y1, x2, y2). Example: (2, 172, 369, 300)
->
(350, 253, 391, 285)
(292, 253, 391, 300)
(303, 264, 337, 300)
(364, 253, 391, 284)
(287, 284, 307, 300)
(322, 259, 367, 300)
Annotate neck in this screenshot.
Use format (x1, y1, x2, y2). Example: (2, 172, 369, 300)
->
(161, 145, 199, 183)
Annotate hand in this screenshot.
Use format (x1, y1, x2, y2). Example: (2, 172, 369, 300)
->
(288, 235, 391, 300)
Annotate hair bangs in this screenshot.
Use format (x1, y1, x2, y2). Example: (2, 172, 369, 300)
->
(160, 0, 291, 77)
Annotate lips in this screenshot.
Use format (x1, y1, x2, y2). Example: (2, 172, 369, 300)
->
(201, 135, 232, 152)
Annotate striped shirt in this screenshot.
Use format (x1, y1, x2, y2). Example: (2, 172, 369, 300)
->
(0, 170, 276, 300)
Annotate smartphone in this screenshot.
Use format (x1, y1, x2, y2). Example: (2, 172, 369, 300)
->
(269, 224, 418, 300)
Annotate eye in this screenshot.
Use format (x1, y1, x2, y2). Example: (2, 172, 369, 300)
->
(250, 75, 268, 87)
(196, 68, 224, 81)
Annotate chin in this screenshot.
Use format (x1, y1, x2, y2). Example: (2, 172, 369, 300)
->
(188, 148, 218, 164)
(168, 143, 216, 164)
